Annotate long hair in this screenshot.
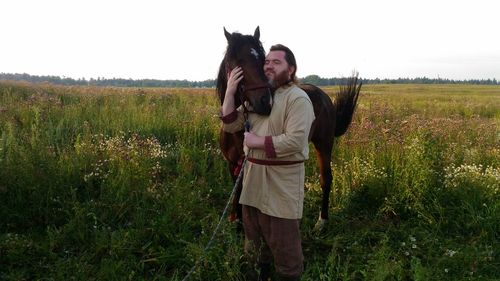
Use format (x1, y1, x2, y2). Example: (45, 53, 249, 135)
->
(216, 59, 229, 106)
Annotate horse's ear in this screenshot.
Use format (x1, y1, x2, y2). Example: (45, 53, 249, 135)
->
(254, 26, 260, 40)
(224, 27, 231, 41)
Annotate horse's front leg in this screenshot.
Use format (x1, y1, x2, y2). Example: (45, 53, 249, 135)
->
(229, 160, 245, 234)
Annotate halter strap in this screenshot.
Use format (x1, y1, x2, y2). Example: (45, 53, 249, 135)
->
(238, 83, 273, 115)
(242, 84, 272, 93)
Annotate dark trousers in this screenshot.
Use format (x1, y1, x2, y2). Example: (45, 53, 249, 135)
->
(242, 205, 303, 278)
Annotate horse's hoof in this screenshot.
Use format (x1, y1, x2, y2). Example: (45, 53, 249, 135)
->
(313, 217, 327, 232)
(229, 213, 237, 222)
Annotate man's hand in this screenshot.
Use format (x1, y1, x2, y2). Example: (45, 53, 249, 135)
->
(221, 66, 244, 116)
(244, 132, 265, 149)
(226, 66, 243, 97)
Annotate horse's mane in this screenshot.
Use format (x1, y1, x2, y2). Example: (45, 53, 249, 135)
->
(216, 32, 266, 107)
(216, 60, 229, 106)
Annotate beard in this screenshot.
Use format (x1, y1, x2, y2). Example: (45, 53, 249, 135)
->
(266, 69, 291, 89)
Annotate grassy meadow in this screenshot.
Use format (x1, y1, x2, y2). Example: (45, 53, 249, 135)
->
(0, 81, 499, 280)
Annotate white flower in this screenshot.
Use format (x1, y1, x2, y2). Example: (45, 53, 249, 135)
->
(445, 249, 458, 257)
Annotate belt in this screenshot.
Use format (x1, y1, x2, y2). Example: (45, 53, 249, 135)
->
(247, 157, 304, 166)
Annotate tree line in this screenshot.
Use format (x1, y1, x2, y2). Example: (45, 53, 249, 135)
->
(0, 73, 215, 88)
(300, 75, 499, 86)
(1, 72, 498, 87)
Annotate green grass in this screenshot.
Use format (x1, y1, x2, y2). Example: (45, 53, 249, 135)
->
(1, 81, 499, 280)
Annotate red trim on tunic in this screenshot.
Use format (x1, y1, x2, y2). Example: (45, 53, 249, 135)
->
(264, 136, 277, 158)
(220, 110, 237, 124)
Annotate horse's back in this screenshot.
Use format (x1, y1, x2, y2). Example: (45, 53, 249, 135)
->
(299, 83, 336, 143)
(299, 83, 334, 111)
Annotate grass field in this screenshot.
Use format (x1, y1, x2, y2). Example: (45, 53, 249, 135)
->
(0, 81, 499, 280)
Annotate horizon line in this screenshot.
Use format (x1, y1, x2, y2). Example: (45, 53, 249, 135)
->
(1, 72, 499, 83)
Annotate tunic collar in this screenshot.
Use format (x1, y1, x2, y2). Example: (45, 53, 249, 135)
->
(274, 82, 295, 95)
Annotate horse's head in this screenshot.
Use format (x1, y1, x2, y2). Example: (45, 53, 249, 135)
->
(216, 26, 273, 116)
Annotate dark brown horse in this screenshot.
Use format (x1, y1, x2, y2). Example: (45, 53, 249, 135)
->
(216, 27, 361, 229)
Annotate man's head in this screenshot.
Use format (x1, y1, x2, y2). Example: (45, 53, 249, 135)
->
(264, 44, 298, 88)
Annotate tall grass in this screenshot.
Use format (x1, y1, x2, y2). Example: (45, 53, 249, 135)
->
(1, 81, 498, 280)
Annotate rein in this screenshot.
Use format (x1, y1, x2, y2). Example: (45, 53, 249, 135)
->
(182, 115, 251, 281)
(181, 155, 247, 281)
(238, 83, 273, 114)
(241, 83, 272, 93)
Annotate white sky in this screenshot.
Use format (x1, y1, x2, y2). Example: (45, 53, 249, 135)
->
(1, 0, 499, 81)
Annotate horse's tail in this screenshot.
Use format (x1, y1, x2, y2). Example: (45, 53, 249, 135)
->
(334, 73, 361, 137)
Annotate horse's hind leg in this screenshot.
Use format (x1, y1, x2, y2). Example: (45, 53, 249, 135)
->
(313, 140, 334, 231)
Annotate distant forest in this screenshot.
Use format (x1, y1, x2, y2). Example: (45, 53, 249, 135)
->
(1, 73, 498, 87)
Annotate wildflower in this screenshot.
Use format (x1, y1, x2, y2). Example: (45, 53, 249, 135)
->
(445, 249, 458, 257)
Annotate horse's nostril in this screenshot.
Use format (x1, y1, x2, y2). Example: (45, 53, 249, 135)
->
(261, 95, 269, 105)
(259, 95, 272, 115)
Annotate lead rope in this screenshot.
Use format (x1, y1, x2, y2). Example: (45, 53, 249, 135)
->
(181, 117, 250, 281)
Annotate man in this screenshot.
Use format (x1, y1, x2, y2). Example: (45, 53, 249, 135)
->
(221, 44, 315, 281)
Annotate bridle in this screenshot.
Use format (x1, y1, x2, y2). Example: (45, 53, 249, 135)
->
(238, 82, 274, 114)
(240, 83, 272, 93)
(223, 53, 273, 114)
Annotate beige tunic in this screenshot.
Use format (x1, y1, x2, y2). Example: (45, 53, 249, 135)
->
(222, 84, 315, 219)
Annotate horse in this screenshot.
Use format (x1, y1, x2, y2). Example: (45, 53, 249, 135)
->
(216, 26, 361, 230)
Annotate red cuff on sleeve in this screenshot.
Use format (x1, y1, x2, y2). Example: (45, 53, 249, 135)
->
(220, 110, 238, 124)
(264, 136, 277, 158)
